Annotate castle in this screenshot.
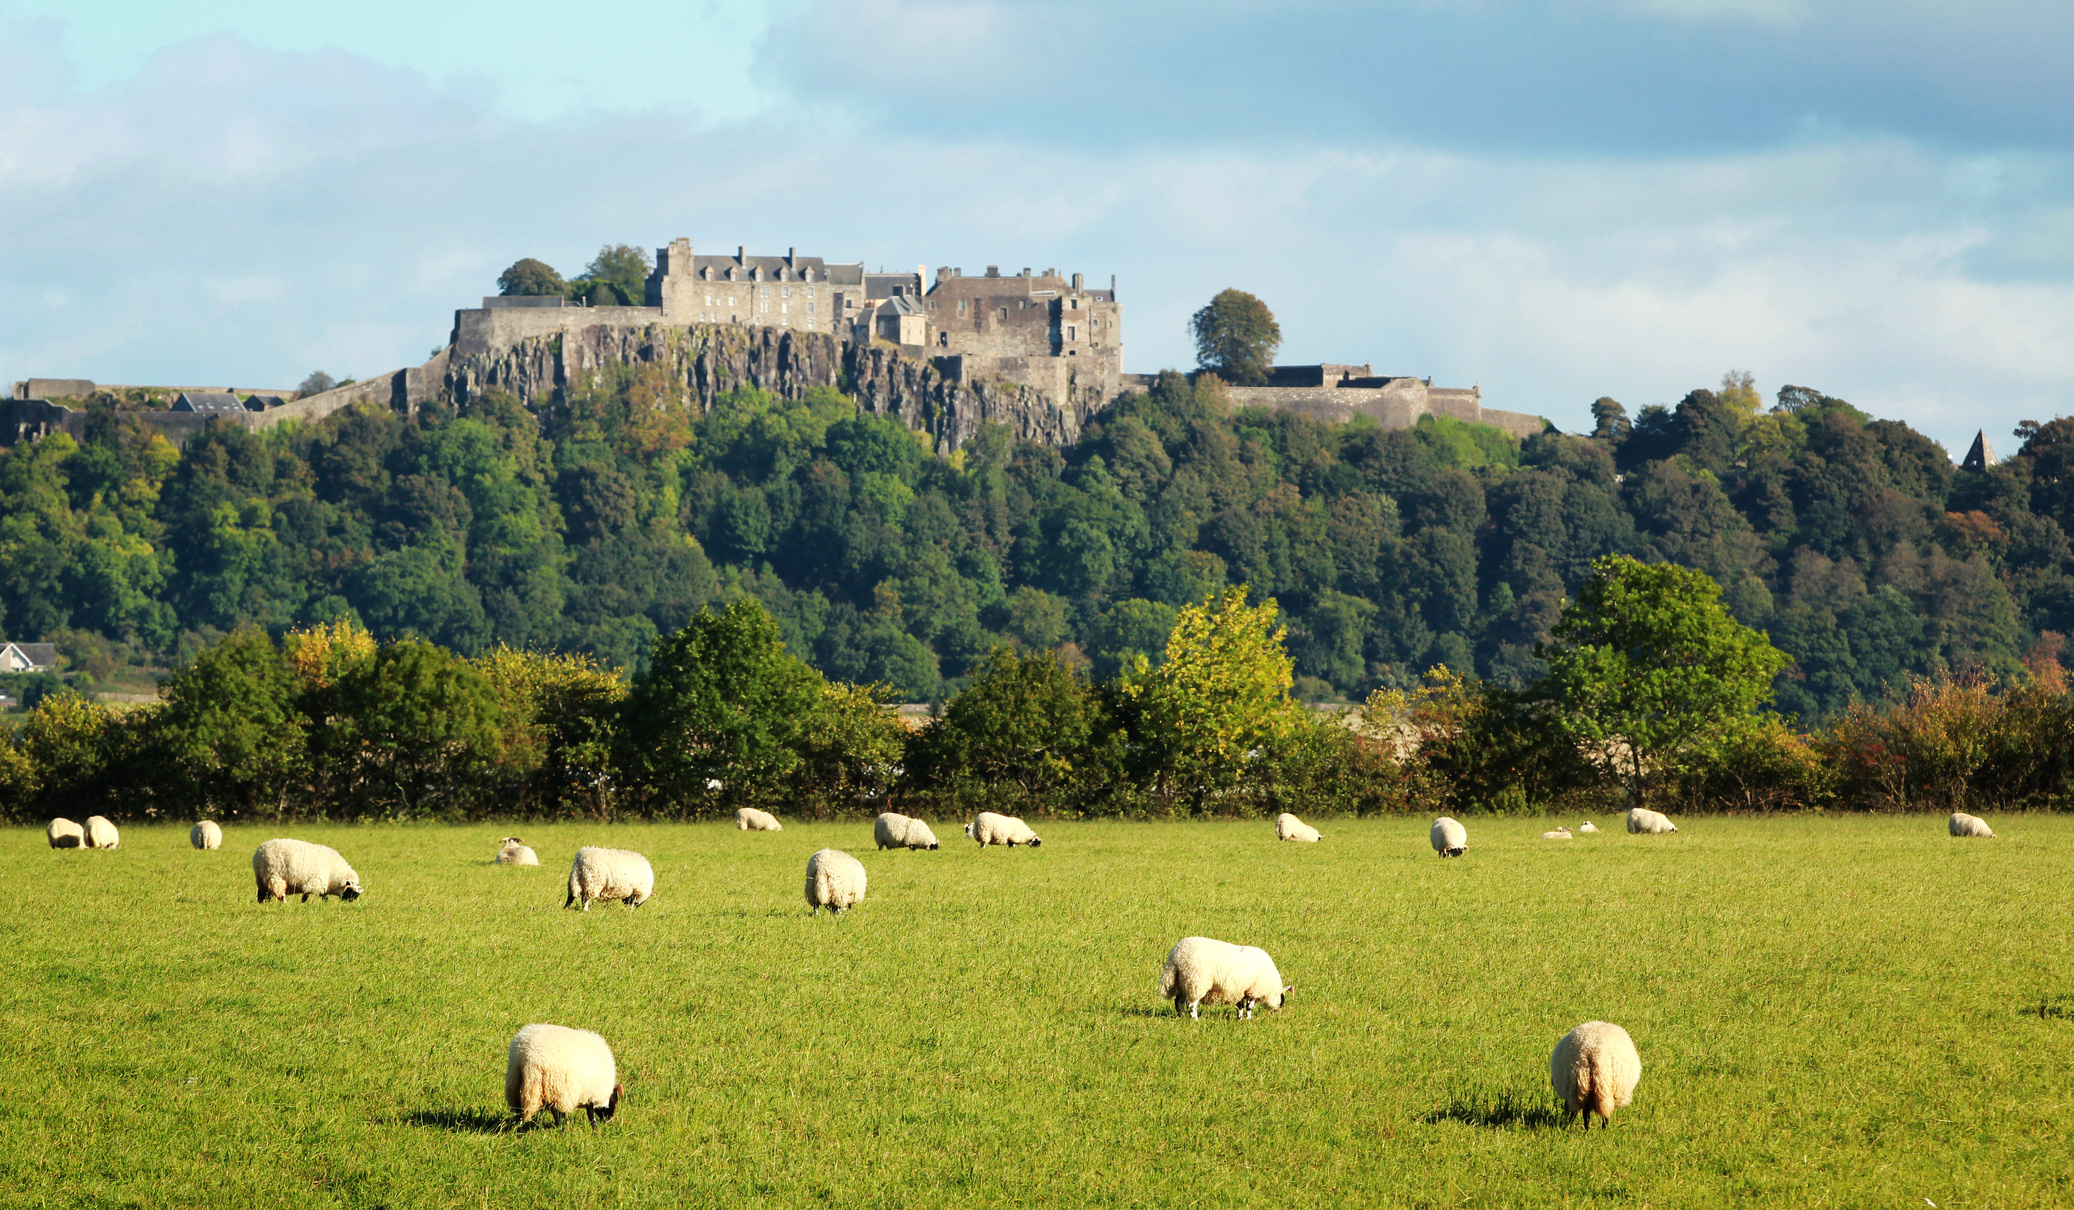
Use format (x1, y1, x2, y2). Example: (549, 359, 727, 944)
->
(6, 236, 1542, 448)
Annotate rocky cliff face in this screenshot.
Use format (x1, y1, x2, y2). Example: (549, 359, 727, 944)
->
(441, 322, 1089, 451)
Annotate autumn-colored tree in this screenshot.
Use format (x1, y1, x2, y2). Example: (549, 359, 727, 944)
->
(1124, 586, 1300, 810)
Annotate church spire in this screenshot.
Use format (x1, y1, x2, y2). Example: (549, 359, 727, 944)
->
(1961, 429, 1996, 472)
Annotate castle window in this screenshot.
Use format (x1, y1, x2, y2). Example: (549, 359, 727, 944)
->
(999, 307, 1007, 321)
(1068, 326, 1077, 340)
(783, 286, 791, 298)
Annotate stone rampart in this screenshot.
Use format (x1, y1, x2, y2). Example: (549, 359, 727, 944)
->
(1226, 380, 1542, 440)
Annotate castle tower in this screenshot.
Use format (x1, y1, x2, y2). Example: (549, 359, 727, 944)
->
(646, 237, 698, 321)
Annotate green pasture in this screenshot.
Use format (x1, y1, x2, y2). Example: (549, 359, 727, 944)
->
(1, 814, 2069, 1208)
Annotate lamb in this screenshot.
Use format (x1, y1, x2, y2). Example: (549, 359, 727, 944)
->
(190, 820, 223, 850)
(82, 815, 120, 849)
(1577, 820, 1600, 834)
(874, 812, 941, 851)
(497, 837, 540, 866)
(46, 818, 84, 849)
(565, 847, 653, 910)
(735, 807, 783, 832)
(1275, 813, 1322, 843)
(251, 838, 362, 903)
(1949, 812, 1996, 838)
(1430, 817, 1468, 858)
(964, 811, 1042, 848)
(1626, 807, 1678, 834)
(505, 1023, 622, 1128)
(804, 848, 868, 915)
(1550, 1020, 1643, 1129)
(1542, 827, 1574, 840)
(1159, 936, 1292, 1020)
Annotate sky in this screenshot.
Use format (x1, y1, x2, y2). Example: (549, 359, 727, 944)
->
(3, 0, 2071, 457)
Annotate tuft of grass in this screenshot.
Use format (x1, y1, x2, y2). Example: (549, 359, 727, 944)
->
(1, 814, 2071, 1207)
(2026, 992, 2074, 1020)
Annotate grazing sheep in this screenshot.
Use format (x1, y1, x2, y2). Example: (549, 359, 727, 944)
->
(1949, 812, 1996, 838)
(964, 811, 1042, 848)
(1577, 821, 1600, 834)
(1626, 808, 1678, 835)
(46, 818, 84, 849)
(252, 838, 362, 904)
(1275, 813, 1322, 843)
(1550, 1021, 1643, 1130)
(565, 847, 653, 910)
(804, 848, 868, 915)
(505, 1024, 622, 1128)
(82, 815, 120, 849)
(497, 837, 540, 866)
(190, 821, 223, 850)
(1542, 827, 1574, 840)
(1430, 817, 1468, 858)
(736, 807, 783, 832)
(874, 812, 941, 851)
(1159, 936, 1292, 1020)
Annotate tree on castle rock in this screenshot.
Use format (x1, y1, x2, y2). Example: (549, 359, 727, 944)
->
(1189, 289, 1281, 386)
(498, 258, 566, 297)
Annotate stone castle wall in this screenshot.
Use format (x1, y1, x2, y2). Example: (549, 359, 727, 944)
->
(1225, 380, 1543, 440)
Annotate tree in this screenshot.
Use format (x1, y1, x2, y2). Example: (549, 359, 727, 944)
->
(315, 639, 505, 817)
(580, 244, 653, 306)
(617, 599, 827, 812)
(296, 372, 336, 399)
(498, 258, 566, 297)
(155, 626, 305, 817)
(1536, 556, 1789, 808)
(907, 647, 1104, 803)
(1123, 585, 1300, 810)
(1188, 289, 1281, 386)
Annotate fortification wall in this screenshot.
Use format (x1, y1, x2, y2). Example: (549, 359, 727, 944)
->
(1226, 380, 1542, 440)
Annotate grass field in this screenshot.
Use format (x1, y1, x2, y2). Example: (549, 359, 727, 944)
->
(2, 814, 2069, 1208)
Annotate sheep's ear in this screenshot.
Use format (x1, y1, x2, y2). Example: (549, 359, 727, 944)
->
(1284, 985, 1295, 996)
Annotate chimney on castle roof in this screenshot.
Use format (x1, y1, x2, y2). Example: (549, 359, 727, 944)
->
(1072, 272, 1083, 290)
(1020, 267, 1030, 277)
(738, 246, 746, 261)
(788, 247, 796, 263)
(986, 266, 999, 277)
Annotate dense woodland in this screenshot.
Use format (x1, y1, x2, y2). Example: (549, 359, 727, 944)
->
(2, 365, 2069, 724)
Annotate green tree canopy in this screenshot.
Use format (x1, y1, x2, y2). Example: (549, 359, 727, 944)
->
(1188, 289, 1281, 386)
(618, 599, 827, 811)
(1124, 585, 1299, 810)
(907, 646, 1104, 802)
(579, 244, 653, 306)
(155, 626, 305, 816)
(497, 258, 566, 297)
(1535, 555, 1789, 807)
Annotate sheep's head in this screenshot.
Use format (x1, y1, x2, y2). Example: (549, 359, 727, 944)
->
(1026, 837, 1042, 847)
(338, 878, 363, 901)
(600, 1083, 623, 1122)
(1270, 984, 1293, 1010)
(927, 841, 940, 850)
(963, 823, 974, 838)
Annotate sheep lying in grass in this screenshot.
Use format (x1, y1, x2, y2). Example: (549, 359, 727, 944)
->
(804, 848, 868, 915)
(565, 847, 653, 910)
(965, 811, 1042, 848)
(1430, 817, 1468, 857)
(1275, 813, 1322, 842)
(252, 839, 362, 903)
(191, 821, 222, 850)
(1577, 821, 1600, 834)
(1550, 1021, 1642, 1129)
(1626, 808, 1678, 834)
(497, 837, 539, 866)
(83, 816, 119, 849)
(47, 818, 84, 849)
(1160, 936, 1292, 1020)
(1542, 827, 1574, 840)
(1949, 812, 1995, 838)
(736, 808, 783, 832)
(505, 1024, 621, 1128)
(874, 812, 940, 850)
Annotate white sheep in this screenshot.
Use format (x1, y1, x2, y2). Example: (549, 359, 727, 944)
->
(46, 818, 84, 849)
(1275, 813, 1322, 843)
(1542, 826, 1574, 840)
(1159, 936, 1292, 1020)
(1430, 817, 1468, 858)
(735, 807, 783, 832)
(1949, 812, 1996, 838)
(874, 812, 940, 850)
(82, 815, 119, 849)
(804, 848, 868, 915)
(252, 838, 363, 904)
(1550, 1020, 1642, 1129)
(190, 820, 223, 850)
(1626, 807, 1678, 834)
(1577, 820, 1600, 834)
(964, 811, 1042, 848)
(505, 1023, 622, 1127)
(565, 847, 653, 910)
(497, 837, 540, 865)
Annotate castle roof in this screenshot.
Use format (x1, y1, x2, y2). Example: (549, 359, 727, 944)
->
(692, 250, 863, 286)
(875, 295, 926, 317)
(172, 391, 248, 413)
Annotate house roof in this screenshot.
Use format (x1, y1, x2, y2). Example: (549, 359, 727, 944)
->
(1, 642, 57, 669)
(173, 391, 247, 413)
